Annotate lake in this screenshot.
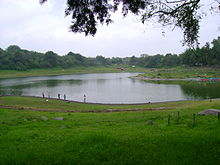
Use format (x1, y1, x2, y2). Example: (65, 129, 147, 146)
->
(0, 72, 220, 104)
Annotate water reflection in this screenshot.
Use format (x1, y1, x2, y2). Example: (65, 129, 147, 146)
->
(0, 73, 220, 103)
(180, 82, 220, 99)
(150, 81, 220, 100)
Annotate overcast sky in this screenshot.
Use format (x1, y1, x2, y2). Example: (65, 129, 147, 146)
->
(0, 0, 219, 57)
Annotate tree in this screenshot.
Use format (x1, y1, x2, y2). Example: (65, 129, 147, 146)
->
(180, 48, 197, 66)
(6, 45, 21, 52)
(163, 53, 180, 67)
(40, 0, 220, 46)
(111, 57, 123, 64)
(64, 52, 87, 66)
(144, 54, 163, 68)
(41, 51, 59, 68)
(95, 55, 109, 65)
(211, 36, 220, 65)
(130, 56, 138, 65)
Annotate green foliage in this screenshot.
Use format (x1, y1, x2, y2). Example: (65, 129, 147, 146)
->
(0, 47, 94, 71)
(41, 51, 59, 68)
(0, 36, 220, 71)
(180, 36, 220, 67)
(6, 45, 21, 52)
(95, 55, 110, 66)
(140, 36, 220, 68)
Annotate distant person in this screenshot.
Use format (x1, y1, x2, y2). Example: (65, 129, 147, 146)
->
(84, 94, 86, 103)
(64, 94, 66, 100)
(42, 92, 45, 98)
(58, 93, 60, 99)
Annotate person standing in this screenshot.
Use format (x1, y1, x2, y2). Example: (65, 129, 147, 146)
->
(84, 94, 86, 103)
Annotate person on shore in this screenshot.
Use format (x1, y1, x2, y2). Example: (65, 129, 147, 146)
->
(58, 93, 60, 99)
(84, 94, 86, 103)
(64, 94, 66, 100)
(42, 92, 45, 98)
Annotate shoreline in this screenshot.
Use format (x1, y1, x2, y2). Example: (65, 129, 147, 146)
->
(131, 76, 199, 81)
(1, 95, 218, 106)
(1, 95, 219, 113)
(132, 76, 220, 82)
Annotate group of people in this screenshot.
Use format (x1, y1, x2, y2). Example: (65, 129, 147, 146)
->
(42, 92, 87, 102)
(42, 92, 66, 100)
(58, 93, 66, 100)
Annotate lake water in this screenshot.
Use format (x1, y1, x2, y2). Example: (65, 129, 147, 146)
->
(0, 72, 220, 104)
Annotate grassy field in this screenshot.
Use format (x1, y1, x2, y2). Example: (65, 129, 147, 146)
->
(0, 96, 207, 112)
(139, 67, 220, 79)
(0, 66, 149, 79)
(1, 96, 220, 164)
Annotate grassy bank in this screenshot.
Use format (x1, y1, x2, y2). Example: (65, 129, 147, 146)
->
(0, 66, 149, 79)
(1, 66, 219, 80)
(0, 96, 218, 112)
(1, 96, 220, 164)
(138, 67, 220, 79)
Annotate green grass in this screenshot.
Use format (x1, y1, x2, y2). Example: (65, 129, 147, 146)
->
(1, 96, 220, 164)
(139, 66, 220, 79)
(0, 66, 149, 79)
(0, 96, 218, 112)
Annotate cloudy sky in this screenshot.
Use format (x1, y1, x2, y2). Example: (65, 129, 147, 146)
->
(0, 0, 219, 57)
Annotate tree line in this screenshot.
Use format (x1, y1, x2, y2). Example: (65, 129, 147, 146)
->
(0, 36, 219, 71)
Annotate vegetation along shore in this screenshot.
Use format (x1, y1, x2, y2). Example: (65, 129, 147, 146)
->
(134, 67, 220, 81)
(0, 36, 220, 78)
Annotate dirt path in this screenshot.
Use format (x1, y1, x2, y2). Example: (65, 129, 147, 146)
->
(0, 105, 172, 113)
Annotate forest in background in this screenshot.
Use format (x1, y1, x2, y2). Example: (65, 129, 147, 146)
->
(0, 36, 219, 71)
